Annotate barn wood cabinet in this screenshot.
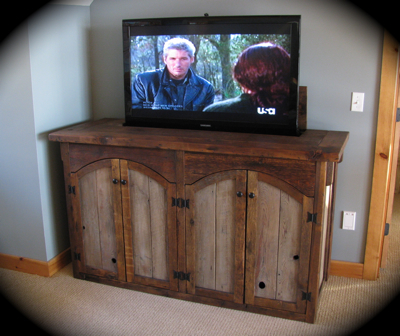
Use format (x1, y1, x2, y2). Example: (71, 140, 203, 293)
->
(49, 118, 348, 323)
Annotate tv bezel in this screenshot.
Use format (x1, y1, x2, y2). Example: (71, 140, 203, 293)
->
(122, 15, 301, 136)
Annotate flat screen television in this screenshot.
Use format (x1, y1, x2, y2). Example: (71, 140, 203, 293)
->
(123, 15, 301, 135)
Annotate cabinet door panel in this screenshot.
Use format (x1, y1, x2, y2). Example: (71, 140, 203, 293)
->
(72, 159, 125, 280)
(186, 170, 246, 303)
(121, 161, 178, 291)
(246, 171, 313, 313)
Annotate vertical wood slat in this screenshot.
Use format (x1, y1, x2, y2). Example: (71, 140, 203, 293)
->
(195, 183, 216, 290)
(129, 169, 169, 281)
(120, 160, 134, 282)
(245, 171, 259, 306)
(149, 178, 168, 281)
(98, 163, 119, 274)
(276, 191, 302, 303)
(185, 184, 196, 295)
(111, 159, 126, 281)
(233, 171, 247, 304)
(254, 181, 280, 299)
(80, 169, 102, 269)
(131, 169, 153, 278)
(175, 150, 187, 293)
(215, 179, 236, 293)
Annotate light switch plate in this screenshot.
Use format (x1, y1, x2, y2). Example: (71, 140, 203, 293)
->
(342, 211, 356, 230)
(351, 92, 364, 112)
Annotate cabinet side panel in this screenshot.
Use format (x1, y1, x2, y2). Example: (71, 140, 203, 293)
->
(215, 179, 236, 294)
(319, 185, 331, 288)
(149, 178, 168, 281)
(254, 182, 280, 299)
(195, 184, 216, 290)
(276, 192, 302, 302)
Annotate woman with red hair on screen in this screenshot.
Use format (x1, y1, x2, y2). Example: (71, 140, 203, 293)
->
(203, 42, 293, 116)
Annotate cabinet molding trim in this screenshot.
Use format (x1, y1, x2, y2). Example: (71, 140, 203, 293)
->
(329, 260, 364, 279)
(0, 248, 71, 277)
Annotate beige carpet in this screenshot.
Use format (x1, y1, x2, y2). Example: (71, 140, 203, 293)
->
(1, 195, 400, 336)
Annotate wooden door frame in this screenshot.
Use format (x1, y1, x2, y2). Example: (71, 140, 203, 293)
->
(363, 30, 399, 280)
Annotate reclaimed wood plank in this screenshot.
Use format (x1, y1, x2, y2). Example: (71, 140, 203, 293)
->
(254, 181, 280, 300)
(130, 170, 153, 278)
(80, 169, 102, 269)
(49, 119, 349, 162)
(195, 183, 216, 290)
(149, 177, 168, 281)
(276, 191, 302, 303)
(245, 171, 259, 306)
(97, 165, 118, 273)
(233, 170, 247, 304)
(215, 179, 236, 294)
(184, 152, 316, 197)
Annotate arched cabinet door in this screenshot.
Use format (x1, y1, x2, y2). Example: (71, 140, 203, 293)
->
(71, 159, 126, 281)
(120, 160, 178, 291)
(185, 170, 247, 304)
(245, 171, 314, 314)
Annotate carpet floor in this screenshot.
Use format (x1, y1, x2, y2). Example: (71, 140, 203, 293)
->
(1, 195, 399, 335)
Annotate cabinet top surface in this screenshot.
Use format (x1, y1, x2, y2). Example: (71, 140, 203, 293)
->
(49, 118, 349, 162)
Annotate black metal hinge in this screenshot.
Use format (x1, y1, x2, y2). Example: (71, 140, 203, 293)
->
(172, 197, 190, 208)
(396, 108, 400, 122)
(307, 212, 317, 223)
(385, 223, 390, 236)
(302, 291, 312, 301)
(173, 270, 191, 281)
(74, 252, 81, 261)
(68, 185, 76, 195)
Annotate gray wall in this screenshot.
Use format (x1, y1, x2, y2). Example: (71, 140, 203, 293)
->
(0, 23, 46, 261)
(0, 4, 91, 261)
(0, 0, 384, 264)
(89, 0, 383, 263)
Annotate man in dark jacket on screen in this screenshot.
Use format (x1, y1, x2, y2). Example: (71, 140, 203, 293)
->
(131, 38, 215, 111)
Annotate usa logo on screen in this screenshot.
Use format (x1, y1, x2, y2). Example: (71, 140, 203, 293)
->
(257, 107, 276, 115)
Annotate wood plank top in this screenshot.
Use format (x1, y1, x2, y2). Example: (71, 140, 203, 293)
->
(48, 118, 349, 162)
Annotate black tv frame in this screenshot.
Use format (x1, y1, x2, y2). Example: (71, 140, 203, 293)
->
(123, 15, 301, 136)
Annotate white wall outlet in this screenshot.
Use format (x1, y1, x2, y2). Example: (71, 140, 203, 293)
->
(342, 211, 356, 230)
(351, 92, 364, 112)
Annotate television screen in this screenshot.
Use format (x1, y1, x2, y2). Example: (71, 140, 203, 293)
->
(123, 15, 301, 135)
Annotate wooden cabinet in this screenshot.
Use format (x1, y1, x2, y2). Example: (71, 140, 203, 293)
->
(49, 118, 348, 323)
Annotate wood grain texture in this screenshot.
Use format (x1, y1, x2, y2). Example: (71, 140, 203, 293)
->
(50, 118, 348, 322)
(184, 152, 316, 197)
(364, 31, 400, 280)
(122, 161, 177, 290)
(246, 172, 312, 314)
(49, 118, 348, 162)
(73, 159, 125, 280)
(186, 171, 246, 303)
